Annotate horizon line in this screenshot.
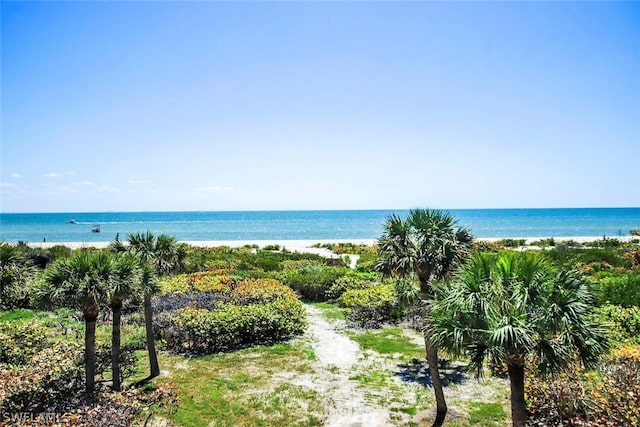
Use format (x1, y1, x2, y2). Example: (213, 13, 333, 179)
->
(1, 206, 640, 215)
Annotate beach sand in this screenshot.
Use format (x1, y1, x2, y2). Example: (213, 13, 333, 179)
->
(28, 236, 635, 253)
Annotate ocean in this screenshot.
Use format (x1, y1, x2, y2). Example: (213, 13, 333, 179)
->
(0, 208, 639, 244)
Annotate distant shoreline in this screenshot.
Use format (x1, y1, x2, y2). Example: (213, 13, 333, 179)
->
(26, 236, 636, 251)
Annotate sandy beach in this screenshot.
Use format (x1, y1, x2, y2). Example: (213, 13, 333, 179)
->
(27, 236, 635, 253)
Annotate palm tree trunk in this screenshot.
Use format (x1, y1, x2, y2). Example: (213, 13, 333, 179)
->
(423, 307, 447, 424)
(144, 292, 160, 378)
(111, 301, 122, 391)
(84, 318, 97, 393)
(507, 357, 526, 427)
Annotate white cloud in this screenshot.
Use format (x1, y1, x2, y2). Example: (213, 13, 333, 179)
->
(44, 172, 62, 178)
(0, 182, 28, 193)
(65, 171, 76, 176)
(74, 181, 96, 186)
(193, 185, 235, 195)
(128, 179, 151, 185)
(10, 173, 22, 179)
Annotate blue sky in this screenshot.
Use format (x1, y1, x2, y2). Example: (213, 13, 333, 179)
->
(1, 1, 638, 213)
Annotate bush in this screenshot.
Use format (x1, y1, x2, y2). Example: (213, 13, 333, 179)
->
(326, 276, 375, 300)
(591, 347, 640, 426)
(0, 321, 48, 365)
(281, 266, 348, 301)
(594, 270, 640, 307)
(339, 284, 400, 327)
(164, 299, 306, 354)
(355, 253, 379, 273)
(231, 278, 298, 303)
(594, 305, 640, 343)
(0, 341, 84, 412)
(525, 369, 592, 426)
(160, 271, 233, 295)
(526, 347, 640, 426)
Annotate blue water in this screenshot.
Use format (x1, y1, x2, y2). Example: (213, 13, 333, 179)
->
(0, 208, 639, 243)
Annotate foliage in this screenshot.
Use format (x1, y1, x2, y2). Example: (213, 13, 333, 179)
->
(541, 247, 631, 271)
(325, 275, 375, 300)
(355, 252, 379, 272)
(432, 251, 608, 376)
(0, 242, 36, 309)
(526, 347, 640, 426)
(0, 321, 48, 365)
(231, 278, 298, 303)
(590, 347, 640, 426)
(339, 284, 401, 327)
(183, 245, 338, 274)
(280, 266, 349, 301)
(164, 299, 306, 354)
(160, 271, 233, 295)
(0, 341, 84, 412)
(313, 242, 378, 255)
(591, 270, 640, 307)
(593, 304, 640, 343)
(497, 238, 527, 247)
(530, 238, 555, 247)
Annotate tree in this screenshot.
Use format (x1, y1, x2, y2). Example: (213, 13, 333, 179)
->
(107, 253, 141, 391)
(111, 231, 185, 379)
(376, 209, 473, 422)
(43, 251, 112, 393)
(430, 252, 609, 427)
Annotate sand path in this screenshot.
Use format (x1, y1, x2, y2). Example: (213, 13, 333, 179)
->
(294, 305, 391, 427)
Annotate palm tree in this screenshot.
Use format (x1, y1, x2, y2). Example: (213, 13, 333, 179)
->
(376, 209, 473, 422)
(107, 253, 141, 391)
(430, 252, 609, 427)
(43, 251, 112, 393)
(111, 231, 185, 379)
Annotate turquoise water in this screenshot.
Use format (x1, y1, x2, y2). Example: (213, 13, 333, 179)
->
(0, 208, 639, 243)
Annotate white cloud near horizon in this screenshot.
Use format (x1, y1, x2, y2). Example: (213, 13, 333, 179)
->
(128, 179, 151, 185)
(193, 186, 236, 195)
(44, 172, 62, 178)
(10, 173, 22, 179)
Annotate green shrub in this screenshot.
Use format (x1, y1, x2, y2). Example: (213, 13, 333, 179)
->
(160, 271, 233, 295)
(594, 305, 640, 343)
(165, 299, 306, 354)
(497, 238, 526, 247)
(593, 270, 640, 307)
(0, 341, 84, 412)
(355, 253, 379, 273)
(0, 321, 48, 365)
(231, 278, 297, 303)
(281, 266, 348, 301)
(326, 276, 374, 300)
(339, 284, 400, 327)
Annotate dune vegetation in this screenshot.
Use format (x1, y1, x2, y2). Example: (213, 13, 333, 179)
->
(1, 219, 639, 426)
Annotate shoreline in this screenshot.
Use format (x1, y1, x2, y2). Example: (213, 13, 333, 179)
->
(25, 236, 636, 251)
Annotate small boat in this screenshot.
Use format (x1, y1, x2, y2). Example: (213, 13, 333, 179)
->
(91, 225, 101, 233)
(66, 219, 77, 224)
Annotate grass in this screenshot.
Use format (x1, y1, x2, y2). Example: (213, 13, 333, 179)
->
(0, 308, 35, 322)
(149, 340, 323, 427)
(346, 327, 424, 359)
(310, 301, 345, 321)
(468, 402, 508, 425)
